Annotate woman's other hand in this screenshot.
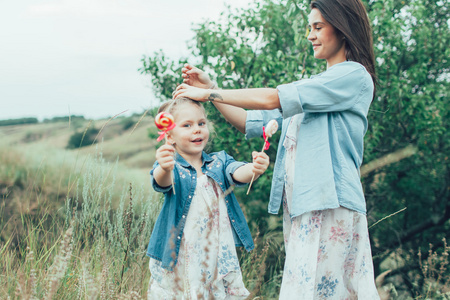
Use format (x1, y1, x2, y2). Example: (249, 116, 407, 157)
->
(182, 64, 215, 89)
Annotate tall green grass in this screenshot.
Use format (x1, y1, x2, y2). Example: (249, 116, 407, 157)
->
(0, 140, 281, 299)
(0, 143, 160, 298)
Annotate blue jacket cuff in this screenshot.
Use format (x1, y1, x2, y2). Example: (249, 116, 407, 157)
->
(150, 168, 172, 193)
(226, 161, 248, 187)
(245, 110, 264, 139)
(277, 83, 303, 118)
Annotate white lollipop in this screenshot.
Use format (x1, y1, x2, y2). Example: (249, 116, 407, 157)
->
(247, 119, 278, 195)
(264, 120, 278, 138)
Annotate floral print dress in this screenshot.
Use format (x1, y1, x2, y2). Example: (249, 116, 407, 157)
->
(147, 175, 249, 300)
(280, 114, 380, 299)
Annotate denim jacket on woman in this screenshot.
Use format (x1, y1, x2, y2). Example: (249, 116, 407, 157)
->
(246, 61, 374, 218)
(146, 150, 254, 270)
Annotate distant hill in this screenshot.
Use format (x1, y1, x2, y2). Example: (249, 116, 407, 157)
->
(0, 115, 158, 170)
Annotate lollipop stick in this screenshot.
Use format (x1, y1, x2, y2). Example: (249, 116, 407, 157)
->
(246, 141, 267, 195)
(171, 170, 176, 195)
(246, 173, 256, 195)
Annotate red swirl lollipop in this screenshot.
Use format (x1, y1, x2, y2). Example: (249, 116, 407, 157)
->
(155, 112, 176, 142)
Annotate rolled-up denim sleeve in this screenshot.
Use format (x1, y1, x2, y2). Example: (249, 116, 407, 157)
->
(245, 109, 283, 140)
(150, 162, 172, 193)
(277, 62, 372, 118)
(221, 151, 248, 187)
(226, 161, 248, 187)
(245, 110, 264, 139)
(278, 83, 303, 118)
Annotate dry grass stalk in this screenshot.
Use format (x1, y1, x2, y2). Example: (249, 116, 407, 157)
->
(45, 221, 74, 299)
(418, 238, 450, 298)
(78, 260, 99, 300)
(27, 247, 38, 300)
(125, 290, 142, 300)
(119, 183, 135, 294)
(100, 256, 114, 300)
(245, 239, 270, 300)
(14, 246, 38, 300)
(369, 207, 407, 229)
(128, 109, 149, 137)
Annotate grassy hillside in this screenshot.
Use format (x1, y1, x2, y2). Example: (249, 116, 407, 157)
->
(0, 116, 162, 298)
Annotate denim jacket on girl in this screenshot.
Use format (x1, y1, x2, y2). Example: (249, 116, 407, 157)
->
(246, 61, 374, 218)
(146, 150, 254, 270)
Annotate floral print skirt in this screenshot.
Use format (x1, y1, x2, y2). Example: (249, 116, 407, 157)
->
(280, 114, 380, 299)
(280, 204, 380, 299)
(147, 175, 249, 300)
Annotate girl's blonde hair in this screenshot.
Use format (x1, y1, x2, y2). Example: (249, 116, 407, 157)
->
(157, 97, 206, 117)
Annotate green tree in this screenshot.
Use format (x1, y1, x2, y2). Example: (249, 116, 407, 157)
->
(140, 0, 449, 297)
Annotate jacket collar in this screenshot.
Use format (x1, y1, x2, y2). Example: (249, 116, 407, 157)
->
(174, 151, 214, 168)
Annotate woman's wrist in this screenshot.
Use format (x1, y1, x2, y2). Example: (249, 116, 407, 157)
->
(208, 81, 218, 89)
(206, 89, 224, 102)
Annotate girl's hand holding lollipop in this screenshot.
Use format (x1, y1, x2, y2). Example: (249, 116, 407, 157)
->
(155, 112, 177, 192)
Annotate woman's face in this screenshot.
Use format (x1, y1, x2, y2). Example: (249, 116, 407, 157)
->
(307, 8, 346, 68)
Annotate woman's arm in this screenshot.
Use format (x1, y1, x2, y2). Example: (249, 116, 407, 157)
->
(178, 64, 280, 132)
(173, 85, 281, 111)
(180, 64, 260, 133)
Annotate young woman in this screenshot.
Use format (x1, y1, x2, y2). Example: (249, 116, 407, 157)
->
(173, 0, 380, 298)
(146, 98, 269, 298)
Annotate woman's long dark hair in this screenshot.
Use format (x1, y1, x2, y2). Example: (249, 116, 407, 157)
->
(311, 0, 377, 88)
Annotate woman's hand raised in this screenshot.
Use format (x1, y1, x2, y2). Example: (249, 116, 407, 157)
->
(181, 64, 215, 89)
(173, 83, 213, 102)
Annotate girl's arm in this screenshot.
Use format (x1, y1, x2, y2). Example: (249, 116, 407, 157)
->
(153, 142, 175, 187)
(232, 151, 269, 183)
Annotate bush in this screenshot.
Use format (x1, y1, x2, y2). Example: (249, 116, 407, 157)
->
(67, 127, 100, 149)
(120, 117, 135, 131)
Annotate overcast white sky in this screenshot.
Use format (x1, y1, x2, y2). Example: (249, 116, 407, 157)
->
(0, 0, 250, 121)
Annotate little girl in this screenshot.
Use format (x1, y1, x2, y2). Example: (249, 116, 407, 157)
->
(146, 97, 270, 299)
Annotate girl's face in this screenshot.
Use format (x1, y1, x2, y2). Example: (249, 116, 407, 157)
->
(307, 8, 346, 68)
(167, 102, 209, 161)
